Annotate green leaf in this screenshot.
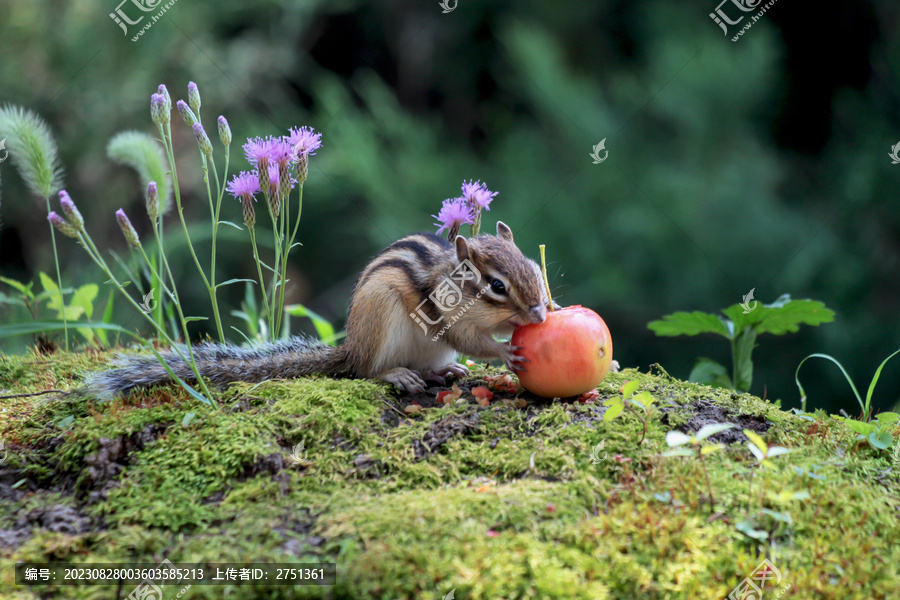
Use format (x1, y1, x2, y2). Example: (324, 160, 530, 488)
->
(766, 447, 793, 458)
(603, 399, 624, 421)
(863, 348, 900, 418)
(747, 442, 765, 462)
(285, 303, 336, 344)
(0, 321, 135, 339)
(661, 447, 696, 457)
(182, 412, 197, 427)
(71, 284, 98, 319)
(688, 357, 732, 389)
(218, 220, 244, 230)
(57, 415, 75, 429)
(868, 431, 893, 450)
(700, 443, 724, 455)
(621, 380, 640, 399)
(647, 311, 730, 338)
(0, 276, 35, 300)
(665, 430, 692, 447)
(216, 278, 256, 289)
(843, 419, 875, 436)
(755, 298, 835, 336)
(39, 271, 64, 317)
(735, 520, 769, 541)
(760, 508, 793, 525)
(874, 412, 900, 424)
(795, 353, 863, 414)
(695, 423, 734, 441)
(182, 317, 209, 323)
(743, 429, 768, 454)
(97, 291, 115, 346)
(629, 391, 654, 410)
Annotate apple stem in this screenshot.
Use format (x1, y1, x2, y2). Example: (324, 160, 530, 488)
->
(539, 244, 555, 312)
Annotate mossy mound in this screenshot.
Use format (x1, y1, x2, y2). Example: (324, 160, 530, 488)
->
(1, 349, 898, 599)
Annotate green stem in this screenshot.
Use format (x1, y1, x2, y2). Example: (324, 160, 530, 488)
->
(538, 244, 555, 311)
(248, 226, 271, 332)
(45, 196, 69, 350)
(263, 190, 281, 341)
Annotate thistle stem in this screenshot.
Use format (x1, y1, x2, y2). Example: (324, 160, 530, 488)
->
(45, 196, 69, 350)
(539, 244, 555, 311)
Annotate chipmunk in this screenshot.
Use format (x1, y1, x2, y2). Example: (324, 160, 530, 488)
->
(87, 222, 551, 398)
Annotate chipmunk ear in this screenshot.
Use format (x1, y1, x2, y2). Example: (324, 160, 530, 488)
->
(455, 235, 470, 263)
(496, 221, 514, 242)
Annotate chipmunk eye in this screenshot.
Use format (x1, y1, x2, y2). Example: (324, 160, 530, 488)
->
(489, 277, 507, 295)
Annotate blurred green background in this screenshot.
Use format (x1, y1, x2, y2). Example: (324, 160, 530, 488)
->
(1, 0, 898, 414)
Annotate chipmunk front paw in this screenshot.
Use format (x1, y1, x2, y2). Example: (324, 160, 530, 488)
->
(380, 367, 427, 394)
(498, 344, 528, 372)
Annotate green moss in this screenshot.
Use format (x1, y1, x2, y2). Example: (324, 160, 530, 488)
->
(1, 350, 899, 599)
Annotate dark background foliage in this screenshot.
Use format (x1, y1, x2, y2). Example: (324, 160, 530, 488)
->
(1, 0, 898, 414)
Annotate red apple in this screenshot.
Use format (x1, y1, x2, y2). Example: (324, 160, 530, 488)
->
(511, 305, 613, 398)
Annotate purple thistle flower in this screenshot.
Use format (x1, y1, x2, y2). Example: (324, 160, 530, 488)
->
(217, 115, 231, 146)
(270, 138, 294, 165)
(58, 190, 84, 231)
(176, 99, 197, 127)
(192, 122, 213, 156)
(47, 211, 78, 238)
(433, 198, 474, 236)
(229, 171, 260, 228)
(242, 136, 278, 166)
(227, 171, 261, 200)
(115, 209, 142, 249)
(286, 126, 323, 158)
(187, 81, 201, 113)
(461, 180, 497, 211)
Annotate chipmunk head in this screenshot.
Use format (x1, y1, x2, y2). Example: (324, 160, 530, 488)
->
(454, 221, 549, 334)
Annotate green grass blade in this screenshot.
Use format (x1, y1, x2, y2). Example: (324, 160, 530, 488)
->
(795, 353, 863, 415)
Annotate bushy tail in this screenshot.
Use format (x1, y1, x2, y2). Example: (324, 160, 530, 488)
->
(86, 337, 350, 400)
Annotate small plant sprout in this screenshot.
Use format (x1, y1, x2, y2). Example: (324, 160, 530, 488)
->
(662, 423, 734, 511)
(648, 294, 834, 391)
(743, 429, 793, 511)
(601, 381, 656, 444)
(795, 348, 900, 450)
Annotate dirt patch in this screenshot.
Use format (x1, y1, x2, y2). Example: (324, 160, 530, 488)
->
(413, 413, 481, 460)
(0, 503, 94, 550)
(81, 423, 171, 502)
(662, 400, 771, 444)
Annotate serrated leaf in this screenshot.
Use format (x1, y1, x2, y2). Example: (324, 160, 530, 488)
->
(695, 423, 734, 441)
(647, 311, 731, 338)
(665, 430, 692, 447)
(71, 284, 98, 319)
(725, 297, 835, 337)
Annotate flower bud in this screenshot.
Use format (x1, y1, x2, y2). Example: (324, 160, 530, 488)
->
(241, 197, 256, 228)
(151, 93, 169, 126)
(296, 153, 309, 185)
(158, 84, 172, 112)
(192, 123, 213, 156)
(177, 99, 198, 128)
(187, 81, 201, 114)
(47, 212, 78, 238)
(58, 190, 84, 231)
(146, 181, 159, 223)
(256, 161, 270, 200)
(115, 209, 142, 249)
(217, 115, 232, 147)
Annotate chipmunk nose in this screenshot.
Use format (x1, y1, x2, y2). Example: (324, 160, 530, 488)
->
(529, 305, 547, 324)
